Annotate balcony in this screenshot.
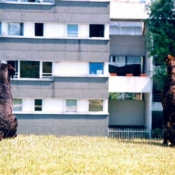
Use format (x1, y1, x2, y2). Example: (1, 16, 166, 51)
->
(109, 75, 152, 93)
(110, 1, 148, 20)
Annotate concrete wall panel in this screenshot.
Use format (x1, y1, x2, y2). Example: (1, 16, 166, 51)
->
(16, 114, 109, 136)
(110, 35, 145, 56)
(109, 100, 145, 126)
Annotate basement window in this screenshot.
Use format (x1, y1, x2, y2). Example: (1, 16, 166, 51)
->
(89, 24, 104, 38)
(35, 99, 42, 111)
(35, 23, 44, 37)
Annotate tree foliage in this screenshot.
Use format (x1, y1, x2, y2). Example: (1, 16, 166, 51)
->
(146, 0, 175, 90)
(146, 0, 175, 60)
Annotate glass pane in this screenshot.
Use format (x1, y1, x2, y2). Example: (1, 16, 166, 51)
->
(89, 100, 103, 112)
(13, 99, 22, 111)
(66, 100, 77, 112)
(8, 23, 23, 36)
(89, 63, 104, 74)
(127, 56, 141, 65)
(67, 24, 78, 37)
(35, 23, 43, 36)
(42, 62, 52, 77)
(20, 61, 39, 78)
(35, 99, 42, 111)
(0, 23, 1, 35)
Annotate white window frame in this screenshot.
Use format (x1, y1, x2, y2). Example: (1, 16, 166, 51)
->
(6, 0, 55, 4)
(65, 99, 77, 112)
(89, 62, 104, 75)
(34, 99, 42, 111)
(8, 22, 23, 36)
(66, 24, 78, 37)
(88, 99, 104, 112)
(0, 22, 1, 35)
(11, 61, 52, 79)
(40, 61, 53, 78)
(13, 98, 23, 112)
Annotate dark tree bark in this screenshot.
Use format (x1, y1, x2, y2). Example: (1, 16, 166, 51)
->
(162, 55, 175, 146)
(0, 63, 18, 141)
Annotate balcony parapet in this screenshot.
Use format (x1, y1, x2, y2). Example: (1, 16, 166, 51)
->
(109, 76, 152, 93)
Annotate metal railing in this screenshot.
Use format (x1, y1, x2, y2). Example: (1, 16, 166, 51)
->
(108, 127, 149, 139)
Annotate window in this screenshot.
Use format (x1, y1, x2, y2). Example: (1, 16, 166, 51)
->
(66, 100, 77, 112)
(6, 0, 55, 3)
(89, 24, 104, 37)
(35, 23, 44, 36)
(110, 22, 143, 36)
(8, 61, 52, 79)
(35, 99, 42, 111)
(42, 62, 52, 77)
(89, 63, 104, 75)
(109, 56, 142, 76)
(8, 23, 23, 36)
(67, 24, 78, 37)
(0, 23, 1, 35)
(89, 100, 103, 112)
(20, 61, 39, 78)
(7, 61, 18, 78)
(13, 99, 22, 111)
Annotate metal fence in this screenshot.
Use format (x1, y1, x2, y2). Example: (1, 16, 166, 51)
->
(108, 128, 149, 139)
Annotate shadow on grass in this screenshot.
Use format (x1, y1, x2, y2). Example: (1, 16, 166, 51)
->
(113, 138, 173, 147)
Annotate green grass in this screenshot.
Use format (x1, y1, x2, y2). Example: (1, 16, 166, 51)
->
(0, 135, 175, 175)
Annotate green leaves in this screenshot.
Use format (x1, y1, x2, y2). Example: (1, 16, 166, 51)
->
(146, 0, 175, 90)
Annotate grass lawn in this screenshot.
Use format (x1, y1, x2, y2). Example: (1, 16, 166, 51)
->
(0, 135, 175, 175)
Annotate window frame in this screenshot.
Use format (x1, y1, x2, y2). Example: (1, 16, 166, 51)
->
(34, 99, 42, 111)
(89, 24, 104, 38)
(65, 99, 77, 112)
(89, 62, 104, 75)
(41, 62, 53, 78)
(8, 22, 24, 36)
(8, 61, 53, 79)
(35, 23, 44, 37)
(0, 22, 1, 35)
(89, 99, 103, 112)
(13, 98, 23, 112)
(67, 24, 78, 37)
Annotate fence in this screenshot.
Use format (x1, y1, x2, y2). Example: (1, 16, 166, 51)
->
(108, 128, 149, 139)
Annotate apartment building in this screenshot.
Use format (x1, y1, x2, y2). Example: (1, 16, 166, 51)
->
(0, 0, 110, 136)
(109, 0, 153, 137)
(0, 0, 153, 137)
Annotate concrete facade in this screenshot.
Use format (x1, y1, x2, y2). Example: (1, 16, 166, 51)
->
(0, 0, 110, 136)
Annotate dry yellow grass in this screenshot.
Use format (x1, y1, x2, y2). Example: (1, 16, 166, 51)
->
(0, 135, 175, 175)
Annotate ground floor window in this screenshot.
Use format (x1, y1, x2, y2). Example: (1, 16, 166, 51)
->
(66, 99, 77, 112)
(13, 99, 22, 111)
(35, 99, 42, 111)
(89, 100, 103, 112)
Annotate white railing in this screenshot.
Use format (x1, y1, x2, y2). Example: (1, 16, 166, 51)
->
(108, 128, 149, 139)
